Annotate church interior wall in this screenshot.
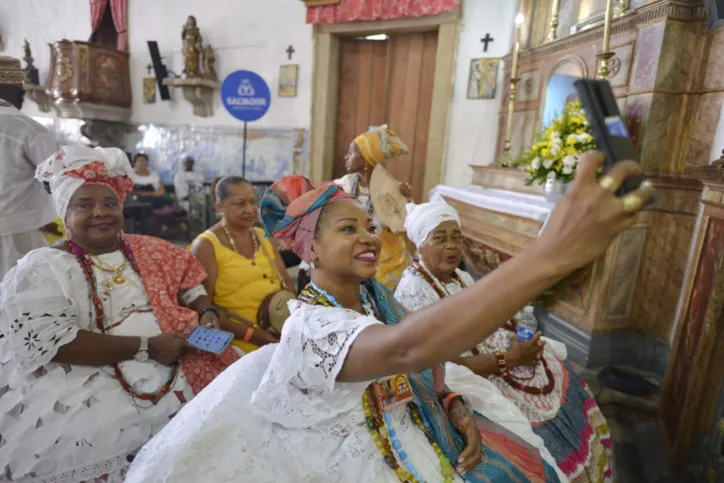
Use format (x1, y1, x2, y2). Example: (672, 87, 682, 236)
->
(1, 0, 313, 184)
(442, 0, 518, 187)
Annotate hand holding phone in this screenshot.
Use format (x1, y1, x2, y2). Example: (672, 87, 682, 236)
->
(574, 79, 647, 198)
(186, 326, 234, 354)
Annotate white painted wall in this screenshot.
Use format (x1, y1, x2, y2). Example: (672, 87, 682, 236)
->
(128, 0, 313, 128)
(0, 0, 91, 118)
(0, 0, 312, 129)
(442, 0, 518, 187)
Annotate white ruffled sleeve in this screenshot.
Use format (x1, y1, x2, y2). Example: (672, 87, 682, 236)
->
(250, 301, 381, 428)
(0, 249, 80, 376)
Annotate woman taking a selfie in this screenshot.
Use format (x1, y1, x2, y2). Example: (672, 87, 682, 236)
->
(0, 146, 238, 483)
(127, 152, 652, 482)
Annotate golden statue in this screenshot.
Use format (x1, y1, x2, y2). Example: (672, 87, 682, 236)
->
(203, 45, 216, 80)
(181, 16, 203, 78)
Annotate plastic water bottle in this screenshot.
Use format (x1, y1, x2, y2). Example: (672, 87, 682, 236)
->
(516, 306, 537, 342)
(513, 306, 538, 376)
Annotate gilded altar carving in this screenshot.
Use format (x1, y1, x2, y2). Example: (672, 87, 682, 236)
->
(56, 54, 72, 84)
(463, 240, 509, 277)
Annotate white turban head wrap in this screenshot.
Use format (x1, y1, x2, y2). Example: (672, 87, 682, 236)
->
(35, 146, 135, 221)
(404, 192, 461, 248)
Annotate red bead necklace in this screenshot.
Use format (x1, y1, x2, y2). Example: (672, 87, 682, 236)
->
(68, 238, 179, 405)
(412, 261, 555, 396)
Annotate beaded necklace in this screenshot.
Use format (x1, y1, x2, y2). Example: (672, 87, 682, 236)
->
(300, 283, 455, 483)
(221, 219, 277, 287)
(412, 261, 555, 396)
(67, 238, 179, 405)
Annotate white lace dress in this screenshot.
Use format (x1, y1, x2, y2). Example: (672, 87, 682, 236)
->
(0, 248, 195, 483)
(395, 266, 569, 423)
(127, 298, 568, 482)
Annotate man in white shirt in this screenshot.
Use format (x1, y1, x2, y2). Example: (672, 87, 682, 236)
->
(0, 56, 59, 279)
(173, 156, 204, 211)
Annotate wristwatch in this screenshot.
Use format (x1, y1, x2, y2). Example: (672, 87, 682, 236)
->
(134, 337, 150, 362)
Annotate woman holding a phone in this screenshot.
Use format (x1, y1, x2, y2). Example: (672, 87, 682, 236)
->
(0, 146, 238, 483)
(127, 152, 653, 482)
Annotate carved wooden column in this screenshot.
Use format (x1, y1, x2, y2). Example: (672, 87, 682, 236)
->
(661, 158, 724, 469)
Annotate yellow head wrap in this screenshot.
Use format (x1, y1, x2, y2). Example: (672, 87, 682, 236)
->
(353, 125, 408, 167)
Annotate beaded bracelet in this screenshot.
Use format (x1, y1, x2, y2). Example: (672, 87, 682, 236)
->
(441, 392, 464, 415)
(495, 351, 508, 375)
(243, 327, 254, 343)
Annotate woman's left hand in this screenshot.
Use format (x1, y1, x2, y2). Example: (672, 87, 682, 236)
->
(199, 311, 221, 329)
(449, 399, 482, 475)
(399, 182, 413, 199)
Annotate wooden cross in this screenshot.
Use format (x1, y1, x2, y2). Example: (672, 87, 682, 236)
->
(480, 33, 494, 52)
(286, 45, 295, 60)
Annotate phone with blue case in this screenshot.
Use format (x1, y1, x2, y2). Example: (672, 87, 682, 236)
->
(186, 326, 234, 354)
(574, 79, 646, 198)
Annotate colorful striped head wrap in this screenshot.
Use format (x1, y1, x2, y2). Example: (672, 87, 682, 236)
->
(259, 175, 353, 264)
(353, 124, 408, 167)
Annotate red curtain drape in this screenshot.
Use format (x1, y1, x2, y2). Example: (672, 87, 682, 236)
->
(110, 0, 128, 51)
(306, 0, 458, 24)
(89, 0, 106, 38)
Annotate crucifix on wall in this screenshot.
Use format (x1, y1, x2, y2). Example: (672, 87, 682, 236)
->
(286, 45, 295, 60)
(480, 33, 494, 52)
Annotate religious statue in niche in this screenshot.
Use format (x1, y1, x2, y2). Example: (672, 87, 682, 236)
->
(182, 15, 204, 78)
(203, 45, 217, 80)
(467, 58, 499, 99)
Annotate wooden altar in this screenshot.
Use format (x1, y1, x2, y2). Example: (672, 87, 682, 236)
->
(441, 0, 724, 475)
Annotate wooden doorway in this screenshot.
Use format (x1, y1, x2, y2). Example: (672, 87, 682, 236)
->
(333, 31, 438, 202)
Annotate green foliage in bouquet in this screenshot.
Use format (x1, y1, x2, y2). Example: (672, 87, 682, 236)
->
(515, 100, 596, 186)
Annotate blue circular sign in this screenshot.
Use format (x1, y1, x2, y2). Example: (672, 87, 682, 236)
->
(221, 70, 271, 122)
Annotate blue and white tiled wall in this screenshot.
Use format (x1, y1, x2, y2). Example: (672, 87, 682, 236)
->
(34, 117, 310, 184)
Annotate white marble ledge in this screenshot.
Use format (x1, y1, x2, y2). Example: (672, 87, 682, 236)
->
(430, 184, 554, 222)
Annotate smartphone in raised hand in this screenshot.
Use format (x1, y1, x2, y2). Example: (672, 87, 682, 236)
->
(574, 78, 646, 197)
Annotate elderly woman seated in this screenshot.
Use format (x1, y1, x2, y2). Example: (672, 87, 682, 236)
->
(0, 146, 238, 483)
(394, 193, 614, 483)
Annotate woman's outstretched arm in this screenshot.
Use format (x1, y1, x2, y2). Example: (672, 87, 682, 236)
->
(338, 154, 654, 382)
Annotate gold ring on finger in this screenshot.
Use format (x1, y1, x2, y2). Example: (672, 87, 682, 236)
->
(622, 194, 644, 213)
(599, 175, 617, 192)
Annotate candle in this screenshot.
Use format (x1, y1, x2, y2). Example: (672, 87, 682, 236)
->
(511, 13, 524, 79)
(602, 0, 614, 53)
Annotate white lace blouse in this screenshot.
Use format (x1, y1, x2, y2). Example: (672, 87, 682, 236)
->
(126, 300, 465, 482)
(0, 248, 195, 483)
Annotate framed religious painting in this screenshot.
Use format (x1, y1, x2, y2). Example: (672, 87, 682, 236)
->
(467, 58, 499, 100)
(279, 64, 299, 98)
(143, 77, 156, 104)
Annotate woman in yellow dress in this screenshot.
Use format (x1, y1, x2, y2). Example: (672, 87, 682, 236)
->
(336, 125, 413, 291)
(41, 218, 65, 245)
(190, 176, 296, 354)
